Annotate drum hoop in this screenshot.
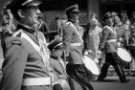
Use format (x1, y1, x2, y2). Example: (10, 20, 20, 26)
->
(117, 47, 132, 62)
(83, 55, 100, 75)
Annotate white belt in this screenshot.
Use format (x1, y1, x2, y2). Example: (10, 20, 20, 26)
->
(107, 39, 117, 43)
(52, 79, 67, 85)
(22, 77, 51, 86)
(70, 43, 82, 46)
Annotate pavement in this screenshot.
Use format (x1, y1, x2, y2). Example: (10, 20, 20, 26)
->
(92, 76, 135, 90)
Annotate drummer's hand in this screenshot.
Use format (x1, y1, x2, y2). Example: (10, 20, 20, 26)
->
(54, 35, 62, 41)
(117, 42, 122, 47)
(84, 50, 93, 55)
(94, 58, 99, 64)
(84, 51, 88, 55)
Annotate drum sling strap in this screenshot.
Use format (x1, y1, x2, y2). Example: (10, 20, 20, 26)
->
(66, 22, 83, 44)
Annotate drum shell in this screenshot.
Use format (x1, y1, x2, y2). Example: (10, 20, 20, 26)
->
(127, 46, 135, 58)
(82, 55, 100, 76)
(116, 48, 132, 67)
(115, 55, 131, 67)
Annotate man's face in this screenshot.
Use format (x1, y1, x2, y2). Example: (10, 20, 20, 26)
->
(106, 17, 114, 26)
(90, 19, 98, 27)
(69, 13, 79, 23)
(3, 14, 9, 24)
(114, 16, 121, 25)
(22, 6, 42, 27)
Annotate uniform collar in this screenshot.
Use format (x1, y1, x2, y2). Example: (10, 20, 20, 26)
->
(16, 23, 40, 45)
(17, 23, 35, 34)
(51, 55, 58, 60)
(68, 19, 79, 25)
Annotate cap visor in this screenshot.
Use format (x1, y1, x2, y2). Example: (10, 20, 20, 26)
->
(25, 0, 41, 7)
(71, 11, 80, 14)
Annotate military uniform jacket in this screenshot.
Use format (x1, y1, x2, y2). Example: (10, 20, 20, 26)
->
(115, 24, 130, 45)
(62, 21, 84, 64)
(129, 31, 135, 46)
(50, 57, 67, 82)
(50, 57, 71, 90)
(100, 25, 117, 53)
(0, 25, 50, 90)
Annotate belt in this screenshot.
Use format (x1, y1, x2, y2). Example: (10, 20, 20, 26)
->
(22, 77, 51, 86)
(107, 39, 117, 43)
(70, 43, 82, 46)
(52, 79, 67, 85)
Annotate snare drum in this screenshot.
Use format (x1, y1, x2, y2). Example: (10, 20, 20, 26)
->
(116, 47, 132, 67)
(82, 55, 100, 76)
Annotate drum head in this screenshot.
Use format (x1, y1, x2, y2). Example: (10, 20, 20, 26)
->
(83, 56, 100, 76)
(117, 48, 132, 62)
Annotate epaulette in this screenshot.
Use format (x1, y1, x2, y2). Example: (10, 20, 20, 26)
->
(12, 29, 22, 37)
(8, 29, 23, 45)
(65, 21, 72, 27)
(4, 36, 22, 49)
(103, 26, 113, 32)
(11, 37, 22, 45)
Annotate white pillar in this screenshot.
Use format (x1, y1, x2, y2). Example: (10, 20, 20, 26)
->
(88, 0, 100, 18)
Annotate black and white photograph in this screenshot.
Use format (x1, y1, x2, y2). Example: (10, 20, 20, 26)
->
(0, 0, 135, 90)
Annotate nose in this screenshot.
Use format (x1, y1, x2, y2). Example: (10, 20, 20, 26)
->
(36, 8, 41, 14)
(36, 9, 43, 18)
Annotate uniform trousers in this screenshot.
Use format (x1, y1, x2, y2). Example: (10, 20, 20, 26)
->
(21, 85, 52, 90)
(129, 47, 135, 59)
(66, 64, 93, 90)
(98, 53, 127, 82)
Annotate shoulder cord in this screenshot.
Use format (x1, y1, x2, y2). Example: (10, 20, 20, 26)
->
(66, 22, 83, 44)
(13, 30, 50, 70)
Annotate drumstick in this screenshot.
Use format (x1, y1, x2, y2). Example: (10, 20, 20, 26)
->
(63, 50, 68, 64)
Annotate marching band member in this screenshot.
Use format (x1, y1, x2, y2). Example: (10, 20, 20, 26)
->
(63, 4, 94, 90)
(0, 0, 53, 90)
(0, 6, 17, 57)
(128, 24, 135, 76)
(49, 42, 70, 90)
(98, 12, 128, 83)
(0, 4, 17, 81)
(114, 14, 130, 47)
(128, 24, 135, 63)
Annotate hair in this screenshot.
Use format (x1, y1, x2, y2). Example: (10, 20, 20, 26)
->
(55, 16, 61, 21)
(89, 13, 98, 20)
(120, 11, 129, 24)
(53, 84, 63, 90)
(53, 46, 64, 52)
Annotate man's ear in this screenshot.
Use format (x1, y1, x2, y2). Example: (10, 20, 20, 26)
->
(17, 9, 25, 18)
